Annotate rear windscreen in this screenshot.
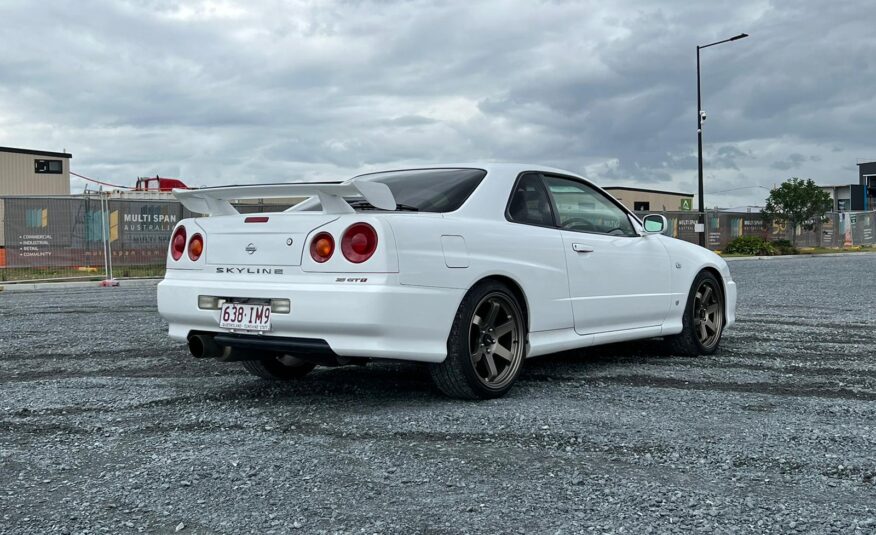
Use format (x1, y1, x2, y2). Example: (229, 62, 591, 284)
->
(355, 168, 486, 212)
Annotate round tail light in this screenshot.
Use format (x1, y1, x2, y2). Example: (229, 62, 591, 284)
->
(310, 232, 335, 263)
(188, 233, 204, 261)
(170, 226, 186, 261)
(341, 223, 377, 263)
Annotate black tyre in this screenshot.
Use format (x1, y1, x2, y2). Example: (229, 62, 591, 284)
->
(429, 281, 526, 399)
(664, 270, 725, 356)
(242, 354, 316, 380)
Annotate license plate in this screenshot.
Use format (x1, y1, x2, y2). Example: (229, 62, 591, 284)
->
(219, 303, 272, 331)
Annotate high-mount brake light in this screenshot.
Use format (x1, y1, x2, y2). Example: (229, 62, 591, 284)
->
(341, 223, 378, 263)
(188, 233, 204, 261)
(310, 232, 335, 263)
(245, 216, 269, 223)
(170, 226, 186, 261)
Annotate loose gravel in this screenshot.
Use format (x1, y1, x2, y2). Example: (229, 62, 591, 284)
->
(1, 255, 875, 534)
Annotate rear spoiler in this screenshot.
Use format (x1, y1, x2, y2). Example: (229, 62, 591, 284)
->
(173, 180, 396, 216)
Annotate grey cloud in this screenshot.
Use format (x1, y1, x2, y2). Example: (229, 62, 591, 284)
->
(770, 153, 807, 170)
(0, 0, 872, 206)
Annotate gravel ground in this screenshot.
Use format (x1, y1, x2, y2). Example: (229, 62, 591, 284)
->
(1, 255, 875, 534)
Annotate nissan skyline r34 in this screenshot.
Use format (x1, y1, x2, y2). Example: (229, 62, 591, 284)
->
(157, 164, 736, 399)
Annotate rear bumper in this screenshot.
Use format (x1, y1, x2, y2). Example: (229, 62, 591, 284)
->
(157, 276, 464, 363)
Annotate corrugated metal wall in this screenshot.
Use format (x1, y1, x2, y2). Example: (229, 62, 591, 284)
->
(0, 198, 5, 247)
(0, 151, 70, 196)
(605, 189, 694, 212)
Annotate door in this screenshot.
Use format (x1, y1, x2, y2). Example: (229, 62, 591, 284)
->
(504, 173, 574, 332)
(541, 175, 672, 335)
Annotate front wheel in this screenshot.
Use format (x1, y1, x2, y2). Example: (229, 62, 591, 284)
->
(429, 281, 526, 399)
(664, 270, 725, 356)
(242, 354, 316, 380)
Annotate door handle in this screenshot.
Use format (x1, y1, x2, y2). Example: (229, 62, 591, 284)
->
(572, 243, 594, 253)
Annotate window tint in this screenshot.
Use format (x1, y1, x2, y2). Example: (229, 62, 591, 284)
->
(355, 168, 486, 212)
(543, 176, 636, 236)
(507, 173, 555, 226)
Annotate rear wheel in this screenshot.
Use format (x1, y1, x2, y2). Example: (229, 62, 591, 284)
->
(242, 354, 316, 380)
(664, 270, 725, 356)
(430, 281, 526, 399)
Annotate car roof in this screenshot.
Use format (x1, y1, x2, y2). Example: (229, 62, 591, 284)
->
(352, 163, 587, 181)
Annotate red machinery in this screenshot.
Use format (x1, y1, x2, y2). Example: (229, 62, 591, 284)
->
(135, 175, 189, 192)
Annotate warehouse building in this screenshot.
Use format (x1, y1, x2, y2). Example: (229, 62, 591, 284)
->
(821, 184, 867, 212)
(820, 161, 876, 211)
(0, 146, 72, 196)
(603, 186, 695, 212)
(858, 161, 876, 210)
(0, 146, 73, 266)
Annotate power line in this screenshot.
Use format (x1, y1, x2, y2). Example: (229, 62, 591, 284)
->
(707, 184, 770, 194)
(70, 171, 131, 189)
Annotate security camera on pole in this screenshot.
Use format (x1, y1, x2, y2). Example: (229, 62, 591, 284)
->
(696, 33, 748, 247)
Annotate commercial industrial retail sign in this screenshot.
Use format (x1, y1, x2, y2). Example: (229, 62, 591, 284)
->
(3, 198, 76, 267)
(2, 197, 193, 268)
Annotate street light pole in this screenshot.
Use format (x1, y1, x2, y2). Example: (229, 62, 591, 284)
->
(696, 32, 748, 247)
(697, 46, 704, 246)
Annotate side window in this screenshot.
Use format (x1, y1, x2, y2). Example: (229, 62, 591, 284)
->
(543, 176, 636, 236)
(507, 173, 555, 227)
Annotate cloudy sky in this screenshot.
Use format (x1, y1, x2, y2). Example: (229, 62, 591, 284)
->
(1, 0, 873, 206)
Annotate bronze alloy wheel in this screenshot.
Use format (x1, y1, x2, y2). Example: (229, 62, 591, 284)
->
(430, 281, 527, 399)
(663, 270, 725, 357)
(693, 278, 724, 350)
(468, 292, 525, 391)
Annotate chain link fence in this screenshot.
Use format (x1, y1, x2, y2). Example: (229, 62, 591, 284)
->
(2, 196, 874, 282)
(637, 210, 876, 249)
(0, 196, 293, 283)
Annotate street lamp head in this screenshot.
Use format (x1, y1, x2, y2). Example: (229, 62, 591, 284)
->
(699, 33, 750, 49)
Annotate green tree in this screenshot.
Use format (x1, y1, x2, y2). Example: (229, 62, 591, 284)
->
(762, 178, 832, 245)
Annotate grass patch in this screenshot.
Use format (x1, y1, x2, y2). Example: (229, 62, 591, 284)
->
(0, 265, 165, 282)
(719, 245, 876, 257)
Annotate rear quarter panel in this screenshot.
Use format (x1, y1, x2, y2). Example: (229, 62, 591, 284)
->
(388, 214, 573, 333)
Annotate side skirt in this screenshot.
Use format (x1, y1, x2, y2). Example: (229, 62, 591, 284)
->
(527, 325, 670, 358)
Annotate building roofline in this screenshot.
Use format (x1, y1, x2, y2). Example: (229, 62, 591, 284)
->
(0, 146, 72, 159)
(603, 186, 693, 197)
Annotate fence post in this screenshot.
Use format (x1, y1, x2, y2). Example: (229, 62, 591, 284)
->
(99, 192, 117, 285)
(106, 195, 114, 280)
(100, 192, 109, 280)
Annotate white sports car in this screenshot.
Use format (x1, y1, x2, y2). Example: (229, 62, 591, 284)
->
(157, 164, 736, 399)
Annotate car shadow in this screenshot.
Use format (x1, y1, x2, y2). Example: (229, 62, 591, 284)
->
(208, 360, 441, 405)
(525, 339, 676, 371)
(203, 339, 679, 403)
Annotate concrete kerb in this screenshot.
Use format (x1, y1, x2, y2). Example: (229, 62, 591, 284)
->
(723, 251, 876, 261)
(0, 278, 161, 293)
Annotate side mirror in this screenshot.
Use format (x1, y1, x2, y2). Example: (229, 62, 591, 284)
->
(642, 214, 668, 234)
